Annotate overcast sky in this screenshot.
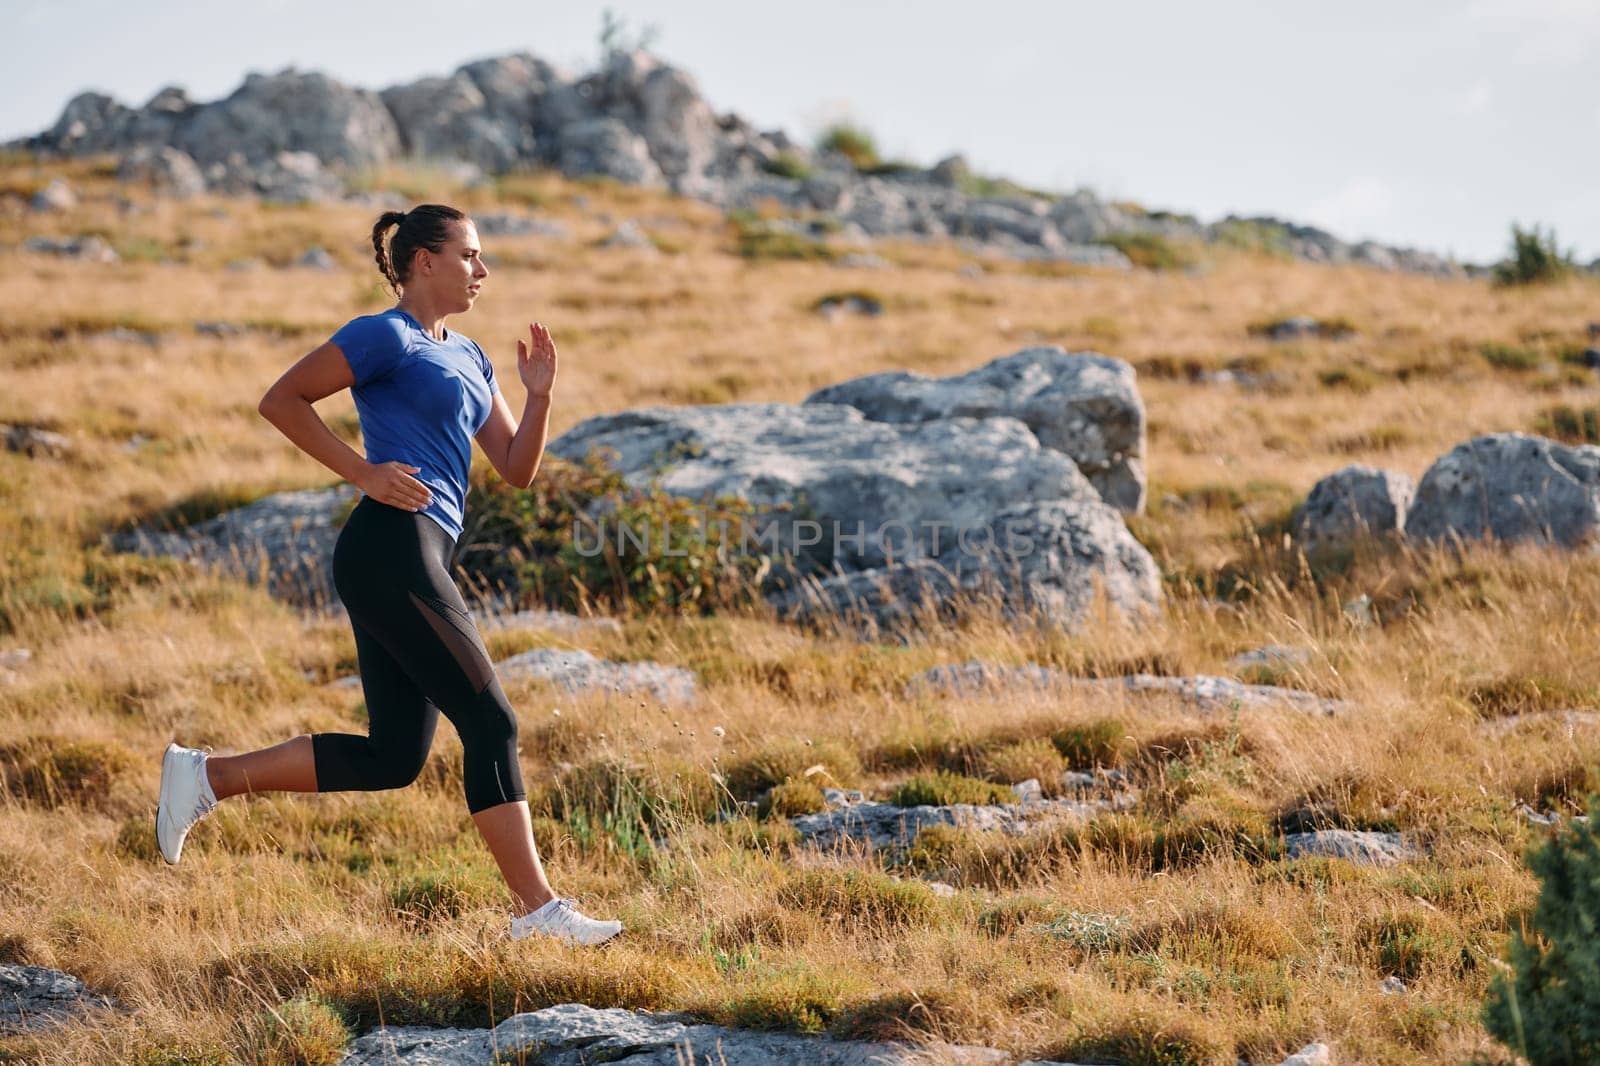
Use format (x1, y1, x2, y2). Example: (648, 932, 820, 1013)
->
(6, 0, 1597, 264)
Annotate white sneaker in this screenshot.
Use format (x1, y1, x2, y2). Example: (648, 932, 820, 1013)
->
(509, 898, 622, 946)
(156, 741, 219, 864)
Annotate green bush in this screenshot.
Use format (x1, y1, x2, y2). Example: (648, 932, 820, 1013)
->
(815, 122, 880, 170)
(1492, 223, 1575, 287)
(1094, 232, 1200, 271)
(760, 151, 814, 180)
(1534, 404, 1600, 445)
(454, 449, 773, 614)
(1482, 792, 1600, 1062)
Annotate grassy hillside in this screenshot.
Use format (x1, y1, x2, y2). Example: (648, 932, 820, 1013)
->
(2, 154, 1598, 1063)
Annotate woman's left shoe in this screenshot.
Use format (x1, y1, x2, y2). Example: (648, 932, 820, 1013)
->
(156, 741, 219, 864)
(509, 898, 622, 946)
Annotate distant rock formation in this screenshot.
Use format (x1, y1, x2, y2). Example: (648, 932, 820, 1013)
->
(9, 48, 1465, 275)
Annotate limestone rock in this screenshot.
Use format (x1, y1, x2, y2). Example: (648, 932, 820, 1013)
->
(805, 347, 1147, 513)
(1292, 465, 1413, 558)
(548, 400, 1160, 633)
(0, 964, 118, 1034)
(336, 1002, 1008, 1065)
(1406, 432, 1600, 549)
(1283, 830, 1419, 866)
(495, 647, 697, 704)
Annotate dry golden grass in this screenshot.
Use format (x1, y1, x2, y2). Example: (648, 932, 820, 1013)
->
(3, 153, 1597, 1063)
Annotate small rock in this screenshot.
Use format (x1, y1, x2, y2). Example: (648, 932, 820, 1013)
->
(1582, 347, 1600, 369)
(495, 647, 697, 704)
(1379, 975, 1407, 995)
(958, 263, 986, 278)
(3, 424, 73, 459)
(1280, 1042, 1333, 1066)
(1226, 645, 1314, 671)
(195, 321, 245, 338)
(598, 220, 657, 251)
(0, 963, 118, 1034)
(297, 246, 337, 270)
(815, 293, 884, 319)
(22, 235, 118, 263)
(835, 252, 891, 270)
(29, 178, 76, 213)
(1342, 594, 1374, 627)
(1284, 830, 1419, 867)
(224, 258, 264, 272)
(0, 649, 30, 669)
(923, 881, 958, 897)
(474, 212, 569, 238)
(1012, 779, 1044, 804)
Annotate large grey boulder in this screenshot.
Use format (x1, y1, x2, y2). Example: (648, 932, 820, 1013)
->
(103, 483, 357, 609)
(380, 72, 524, 172)
(805, 347, 1147, 513)
(176, 68, 402, 169)
(1291, 465, 1414, 558)
(337, 1002, 1008, 1065)
(553, 117, 663, 185)
(1283, 830, 1419, 866)
(547, 400, 1161, 633)
(790, 788, 1133, 852)
(1405, 432, 1600, 549)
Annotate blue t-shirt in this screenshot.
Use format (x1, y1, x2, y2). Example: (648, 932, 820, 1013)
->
(329, 307, 500, 541)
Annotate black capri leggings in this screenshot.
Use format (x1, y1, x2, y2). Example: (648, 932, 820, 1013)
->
(310, 495, 526, 814)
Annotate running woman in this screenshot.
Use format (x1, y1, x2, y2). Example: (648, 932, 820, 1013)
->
(155, 203, 621, 946)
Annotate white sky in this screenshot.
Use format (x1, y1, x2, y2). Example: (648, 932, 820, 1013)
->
(6, 0, 1597, 264)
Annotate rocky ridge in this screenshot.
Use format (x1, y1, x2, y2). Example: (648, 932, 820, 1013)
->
(11, 48, 1466, 275)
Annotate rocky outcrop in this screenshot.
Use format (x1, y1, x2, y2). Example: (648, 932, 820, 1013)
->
(546, 370, 1162, 633)
(1, 964, 118, 1034)
(103, 483, 357, 609)
(10, 49, 1465, 274)
(1291, 464, 1414, 558)
(790, 785, 1136, 852)
(805, 347, 1146, 513)
(1283, 830, 1419, 866)
(908, 661, 1346, 716)
(338, 1002, 1008, 1065)
(496, 648, 697, 704)
(1405, 433, 1600, 549)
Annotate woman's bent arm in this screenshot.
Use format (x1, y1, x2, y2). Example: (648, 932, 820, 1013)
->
(258, 340, 372, 488)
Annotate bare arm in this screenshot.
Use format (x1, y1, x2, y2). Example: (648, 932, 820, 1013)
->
(258, 340, 433, 511)
(475, 323, 558, 489)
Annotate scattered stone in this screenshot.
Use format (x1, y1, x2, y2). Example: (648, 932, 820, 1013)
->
(195, 320, 246, 338)
(1406, 432, 1600, 549)
(297, 245, 337, 270)
(1582, 347, 1600, 370)
(1012, 778, 1044, 804)
(790, 791, 1133, 852)
(835, 252, 891, 269)
(224, 258, 264, 272)
(814, 293, 884, 318)
(1280, 1043, 1333, 1066)
(958, 263, 986, 278)
(495, 647, 697, 704)
(336, 1002, 1008, 1066)
(0, 649, 31, 669)
(3, 424, 74, 460)
(805, 346, 1147, 514)
(1292, 465, 1414, 558)
(1482, 709, 1600, 737)
(28, 177, 76, 213)
(1257, 316, 1355, 341)
(21, 235, 118, 263)
(0, 964, 118, 1034)
(1379, 975, 1407, 995)
(1341, 594, 1374, 628)
(598, 219, 658, 251)
(1226, 645, 1315, 671)
(1039, 911, 1129, 949)
(473, 212, 569, 238)
(1283, 830, 1419, 866)
(908, 661, 1346, 716)
(117, 145, 206, 199)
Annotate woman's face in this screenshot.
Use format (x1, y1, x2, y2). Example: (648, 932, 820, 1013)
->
(416, 220, 489, 312)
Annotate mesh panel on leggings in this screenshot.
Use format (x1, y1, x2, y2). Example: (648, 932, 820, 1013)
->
(406, 588, 497, 695)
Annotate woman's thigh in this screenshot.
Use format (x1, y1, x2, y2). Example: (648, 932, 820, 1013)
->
(351, 614, 440, 758)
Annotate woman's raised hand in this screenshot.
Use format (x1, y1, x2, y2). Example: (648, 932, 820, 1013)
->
(517, 321, 558, 397)
(357, 460, 433, 512)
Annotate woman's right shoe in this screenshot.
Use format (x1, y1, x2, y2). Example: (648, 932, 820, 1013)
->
(509, 898, 622, 946)
(156, 741, 218, 864)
